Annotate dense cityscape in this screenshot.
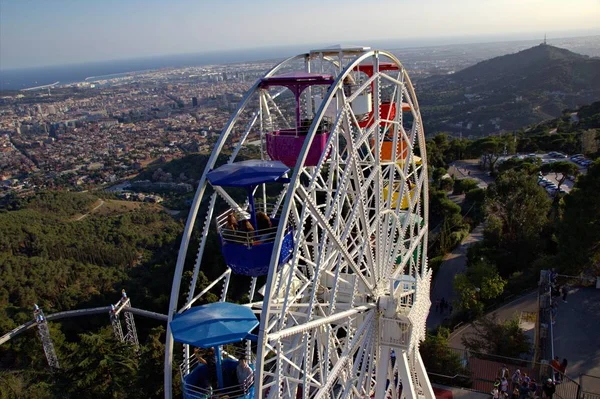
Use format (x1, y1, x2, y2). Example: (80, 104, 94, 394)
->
(2, 36, 599, 197)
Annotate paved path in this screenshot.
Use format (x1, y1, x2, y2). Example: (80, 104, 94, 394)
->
(552, 287, 600, 388)
(447, 291, 538, 349)
(427, 224, 485, 330)
(74, 199, 104, 221)
(449, 160, 493, 189)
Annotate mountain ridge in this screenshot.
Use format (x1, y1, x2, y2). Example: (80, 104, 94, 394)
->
(418, 44, 600, 137)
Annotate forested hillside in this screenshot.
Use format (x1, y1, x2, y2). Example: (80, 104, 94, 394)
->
(418, 44, 600, 136)
(0, 191, 184, 398)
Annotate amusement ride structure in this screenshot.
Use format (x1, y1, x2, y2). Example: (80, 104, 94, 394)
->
(0, 45, 434, 399)
(164, 46, 434, 399)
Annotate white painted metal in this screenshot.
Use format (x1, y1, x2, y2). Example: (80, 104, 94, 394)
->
(164, 48, 433, 399)
(33, 305, 60, 369)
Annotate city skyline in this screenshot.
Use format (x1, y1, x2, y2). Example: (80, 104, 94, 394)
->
(1, 0, 600, 70)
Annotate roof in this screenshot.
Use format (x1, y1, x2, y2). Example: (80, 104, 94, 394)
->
(207, 160, 290, 188)
(259, 72, 334, 90)
(170, 302, 259, 348)
(309, 45, 371, 55)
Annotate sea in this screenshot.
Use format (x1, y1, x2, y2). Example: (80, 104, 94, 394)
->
(2, 32, 599, 92)
(0, 45, 312, 92)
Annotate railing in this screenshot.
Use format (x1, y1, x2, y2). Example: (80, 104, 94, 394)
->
(554, 373, 581, 399)
(262, 120, 331, 137)
(424, 347, 559, 396)
(179, 352, 255, 399)
(182, 374, 254, 399)
(380, 318, 411, 348)
(216, 205, 287, 247)
(580, 374, 600, 399)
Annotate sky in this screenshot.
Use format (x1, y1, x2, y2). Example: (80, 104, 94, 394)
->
(1, 0, 599, 70)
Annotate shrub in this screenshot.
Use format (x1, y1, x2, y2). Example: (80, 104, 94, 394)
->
(453, 178, 479, 195)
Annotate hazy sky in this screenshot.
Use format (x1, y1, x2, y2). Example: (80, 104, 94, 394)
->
(1, 0, 599, 69)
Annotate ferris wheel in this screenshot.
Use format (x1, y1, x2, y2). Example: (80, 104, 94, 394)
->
(164, 46, 433, 399)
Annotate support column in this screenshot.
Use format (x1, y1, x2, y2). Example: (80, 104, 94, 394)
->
(415, 350, 435, 399)
(397, 351, 415, 399)
(33, 305, 60, 369)
(375, 345, 391, 399)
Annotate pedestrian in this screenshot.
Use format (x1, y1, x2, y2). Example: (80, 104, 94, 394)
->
(435, 298, 440, 313)
(501, 377, 509, 394)
(440, 297, 446, 313)
(530, 379, 538, 397)
(522, 372, 531, 385)
(449, 304, 453, 314)
(542, 379, 556, 399)
(499, 364, 510, 380)
(512, 369, 522, 391)
(551, 356, 560, 382)
(559, 358, 568, 377)
(519, 380, 530, 399)
(561, 286, 568, 303)
(511, 388, 520, 399)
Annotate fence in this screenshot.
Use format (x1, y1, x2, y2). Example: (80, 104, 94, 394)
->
(580, 374, 600, 399)
(555, 373, 582, 399)
(423, 347, 592, 398)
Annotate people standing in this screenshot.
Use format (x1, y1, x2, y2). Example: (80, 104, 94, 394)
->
(500, 377, 509, 395)
(559, 358, 568, 378)
(499, 364, 510, 380)
(551, 356, 561, 382)
(518, 380, 530, 399)
(512, 369, 522, 391)
(542, 379, 556, 399)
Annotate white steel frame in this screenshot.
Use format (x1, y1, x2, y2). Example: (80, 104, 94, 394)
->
(164, 48, 433, 399)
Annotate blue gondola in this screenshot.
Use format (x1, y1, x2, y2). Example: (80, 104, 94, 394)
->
(207, 160, 295, 277)
(170, 302, 259, 399)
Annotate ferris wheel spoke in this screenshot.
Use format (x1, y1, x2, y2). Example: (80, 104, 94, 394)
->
(229, 110, 260, 161)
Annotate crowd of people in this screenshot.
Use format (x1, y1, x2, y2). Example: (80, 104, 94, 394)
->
(490, 362, 569, 399)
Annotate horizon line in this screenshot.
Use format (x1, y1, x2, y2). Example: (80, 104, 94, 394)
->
(2, 31, 599, 73)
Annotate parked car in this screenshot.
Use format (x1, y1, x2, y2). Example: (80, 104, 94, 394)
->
(570, 154, 584, 159)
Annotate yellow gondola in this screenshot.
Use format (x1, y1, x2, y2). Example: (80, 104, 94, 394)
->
(383, 181, 417, 210)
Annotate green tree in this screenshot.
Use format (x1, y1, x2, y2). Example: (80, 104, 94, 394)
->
(461, 315, 531, 359)
(555, 159, 600, 275)
(484, 170, 551, 275)
(453, 178, 479, 195)
(454, 260, 506, 315)
(540, 161, 579, 194)
(61, 328, 138, 398)
(420, 327, 466, 378)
